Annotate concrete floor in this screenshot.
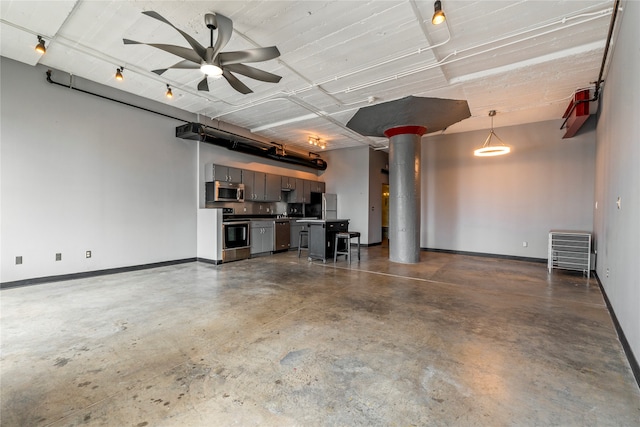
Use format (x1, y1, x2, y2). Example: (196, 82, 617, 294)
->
(1, 247, 639, 426)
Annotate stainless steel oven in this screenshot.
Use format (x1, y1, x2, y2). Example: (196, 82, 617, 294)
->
(222, 220, 250, 262)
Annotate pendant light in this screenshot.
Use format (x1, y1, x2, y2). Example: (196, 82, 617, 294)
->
(35, 35, 46, 54)
(165, 84, 173, 98)
(474, 110, 511, 157)
(432, 1, 446, 25)
(115, 67, 124, 81)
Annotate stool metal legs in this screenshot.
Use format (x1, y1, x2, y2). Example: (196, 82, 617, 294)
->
(334, 232, 360, 263)
(298, 230, 308, 258)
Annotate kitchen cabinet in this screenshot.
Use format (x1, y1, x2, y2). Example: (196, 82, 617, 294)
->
(264, 173, 282, 202)
(243, 170, 266, 201)
(300, 220, 349, 262)
(281, 176, 296, 190)
(287, 178, 306, 203)
(250, 220, 274, 255)
(302, 180, 312, 203)
(309, 180, 325, 194)
(206, 164, 242, 183)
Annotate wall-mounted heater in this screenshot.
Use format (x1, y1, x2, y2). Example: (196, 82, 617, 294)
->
(561, 89, 596, 139)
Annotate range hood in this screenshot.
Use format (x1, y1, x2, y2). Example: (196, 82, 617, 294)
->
(176, 123, 327, 171)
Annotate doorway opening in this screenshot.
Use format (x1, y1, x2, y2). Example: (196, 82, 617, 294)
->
(382, 184, 389, 247)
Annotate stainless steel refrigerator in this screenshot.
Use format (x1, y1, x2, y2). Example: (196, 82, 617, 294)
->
(322, 193, 337, 219)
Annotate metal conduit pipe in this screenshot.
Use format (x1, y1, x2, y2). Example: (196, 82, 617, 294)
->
(325, 8, 612, 96)
(214, 6, 610, 120)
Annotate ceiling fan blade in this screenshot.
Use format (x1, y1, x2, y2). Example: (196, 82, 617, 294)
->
(123, 39, 202, 63)
(219, 46, 281, 66)
(222, 70, 253, 94)
(224, 63, 282, 83)
(142, 11, 207, 61)
(152, 60, 200, 75)
(211, 13, 233, 59)
(197, 77, 209, 92)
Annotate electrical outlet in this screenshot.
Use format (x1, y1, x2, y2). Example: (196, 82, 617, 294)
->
(86, 250, 92, 258)
(56, 253, 62, 261)
(16, 256, 23, 265)
(522, 241, 528, 247)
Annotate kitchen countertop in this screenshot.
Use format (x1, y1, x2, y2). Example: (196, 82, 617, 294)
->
(296, 219, 349, 223)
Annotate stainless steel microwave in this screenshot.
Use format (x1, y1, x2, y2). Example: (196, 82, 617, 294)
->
(205, 181, 245, 203)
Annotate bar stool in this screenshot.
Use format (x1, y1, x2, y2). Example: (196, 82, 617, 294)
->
(297, 229, 309, 258)
(334, 231, 361, 263)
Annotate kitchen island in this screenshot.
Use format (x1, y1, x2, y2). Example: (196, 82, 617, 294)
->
(296, 219, 349, 262)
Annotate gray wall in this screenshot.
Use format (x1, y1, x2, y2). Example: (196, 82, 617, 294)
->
(322, 146, 371, 243)
(594, 0, 640, 366)
(422, 120, 596, 259)
(0, 58, 197, 283)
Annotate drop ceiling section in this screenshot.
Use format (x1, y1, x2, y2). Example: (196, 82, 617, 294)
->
(0, 0, 615, 152)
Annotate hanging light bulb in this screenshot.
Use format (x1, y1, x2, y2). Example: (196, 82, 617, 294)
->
(165, 84, 173, 99)
(35, 35, 46, 54)
(432, 0, 446, 25)
(115, 67, 124, 81)
(474, 110, 511, 157)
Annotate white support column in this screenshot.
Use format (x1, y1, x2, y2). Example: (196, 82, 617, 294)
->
(384, 126, 426, 264)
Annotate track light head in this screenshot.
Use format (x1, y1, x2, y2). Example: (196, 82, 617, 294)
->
(432, 0, 446, 25)
(165, 84, 173, 98)
(115, 67, 124, 81)
(35, 35, 46, 54)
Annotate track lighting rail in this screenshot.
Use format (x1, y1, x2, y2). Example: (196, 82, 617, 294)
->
(45, 70, 188, 123)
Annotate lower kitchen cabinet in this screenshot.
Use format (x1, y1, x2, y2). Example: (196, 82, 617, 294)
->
(307, 220, 349, 262)
(250, 221, 274, 255)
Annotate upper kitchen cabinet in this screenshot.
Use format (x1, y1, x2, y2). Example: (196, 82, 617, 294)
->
(205, 164, 242, 183)
(243, 170, 266, 201)
(299, 180, 325, 202)
(287, 178, 306, 203)
(281, 176, 297, 191)
(265, 173, 282, 202)
(310, 181, 325, 194)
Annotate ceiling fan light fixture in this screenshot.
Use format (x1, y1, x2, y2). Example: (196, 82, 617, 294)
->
(474, 110, 510, 157)
(200, 63, 223, 78)
(35, 35, 46, 54)
(165, 84, 173, 99)
(432, 0, 446, 25)
(115, 67, 124, 81)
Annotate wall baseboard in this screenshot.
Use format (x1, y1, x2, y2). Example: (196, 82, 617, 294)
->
(595, 273, 640, 390)
(0, 258, 197, 290)
(196, 257, 223, 265)
(422, 247, 546, 264)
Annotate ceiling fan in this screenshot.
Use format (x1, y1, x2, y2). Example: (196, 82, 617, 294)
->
(124, 11, 282, 94)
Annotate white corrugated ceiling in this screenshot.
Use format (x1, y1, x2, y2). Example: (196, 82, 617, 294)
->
(0, 0, 616, 152)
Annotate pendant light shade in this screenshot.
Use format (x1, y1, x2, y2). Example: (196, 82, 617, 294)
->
(474, 110, 511, 157)
(432, 1, 446, 25)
